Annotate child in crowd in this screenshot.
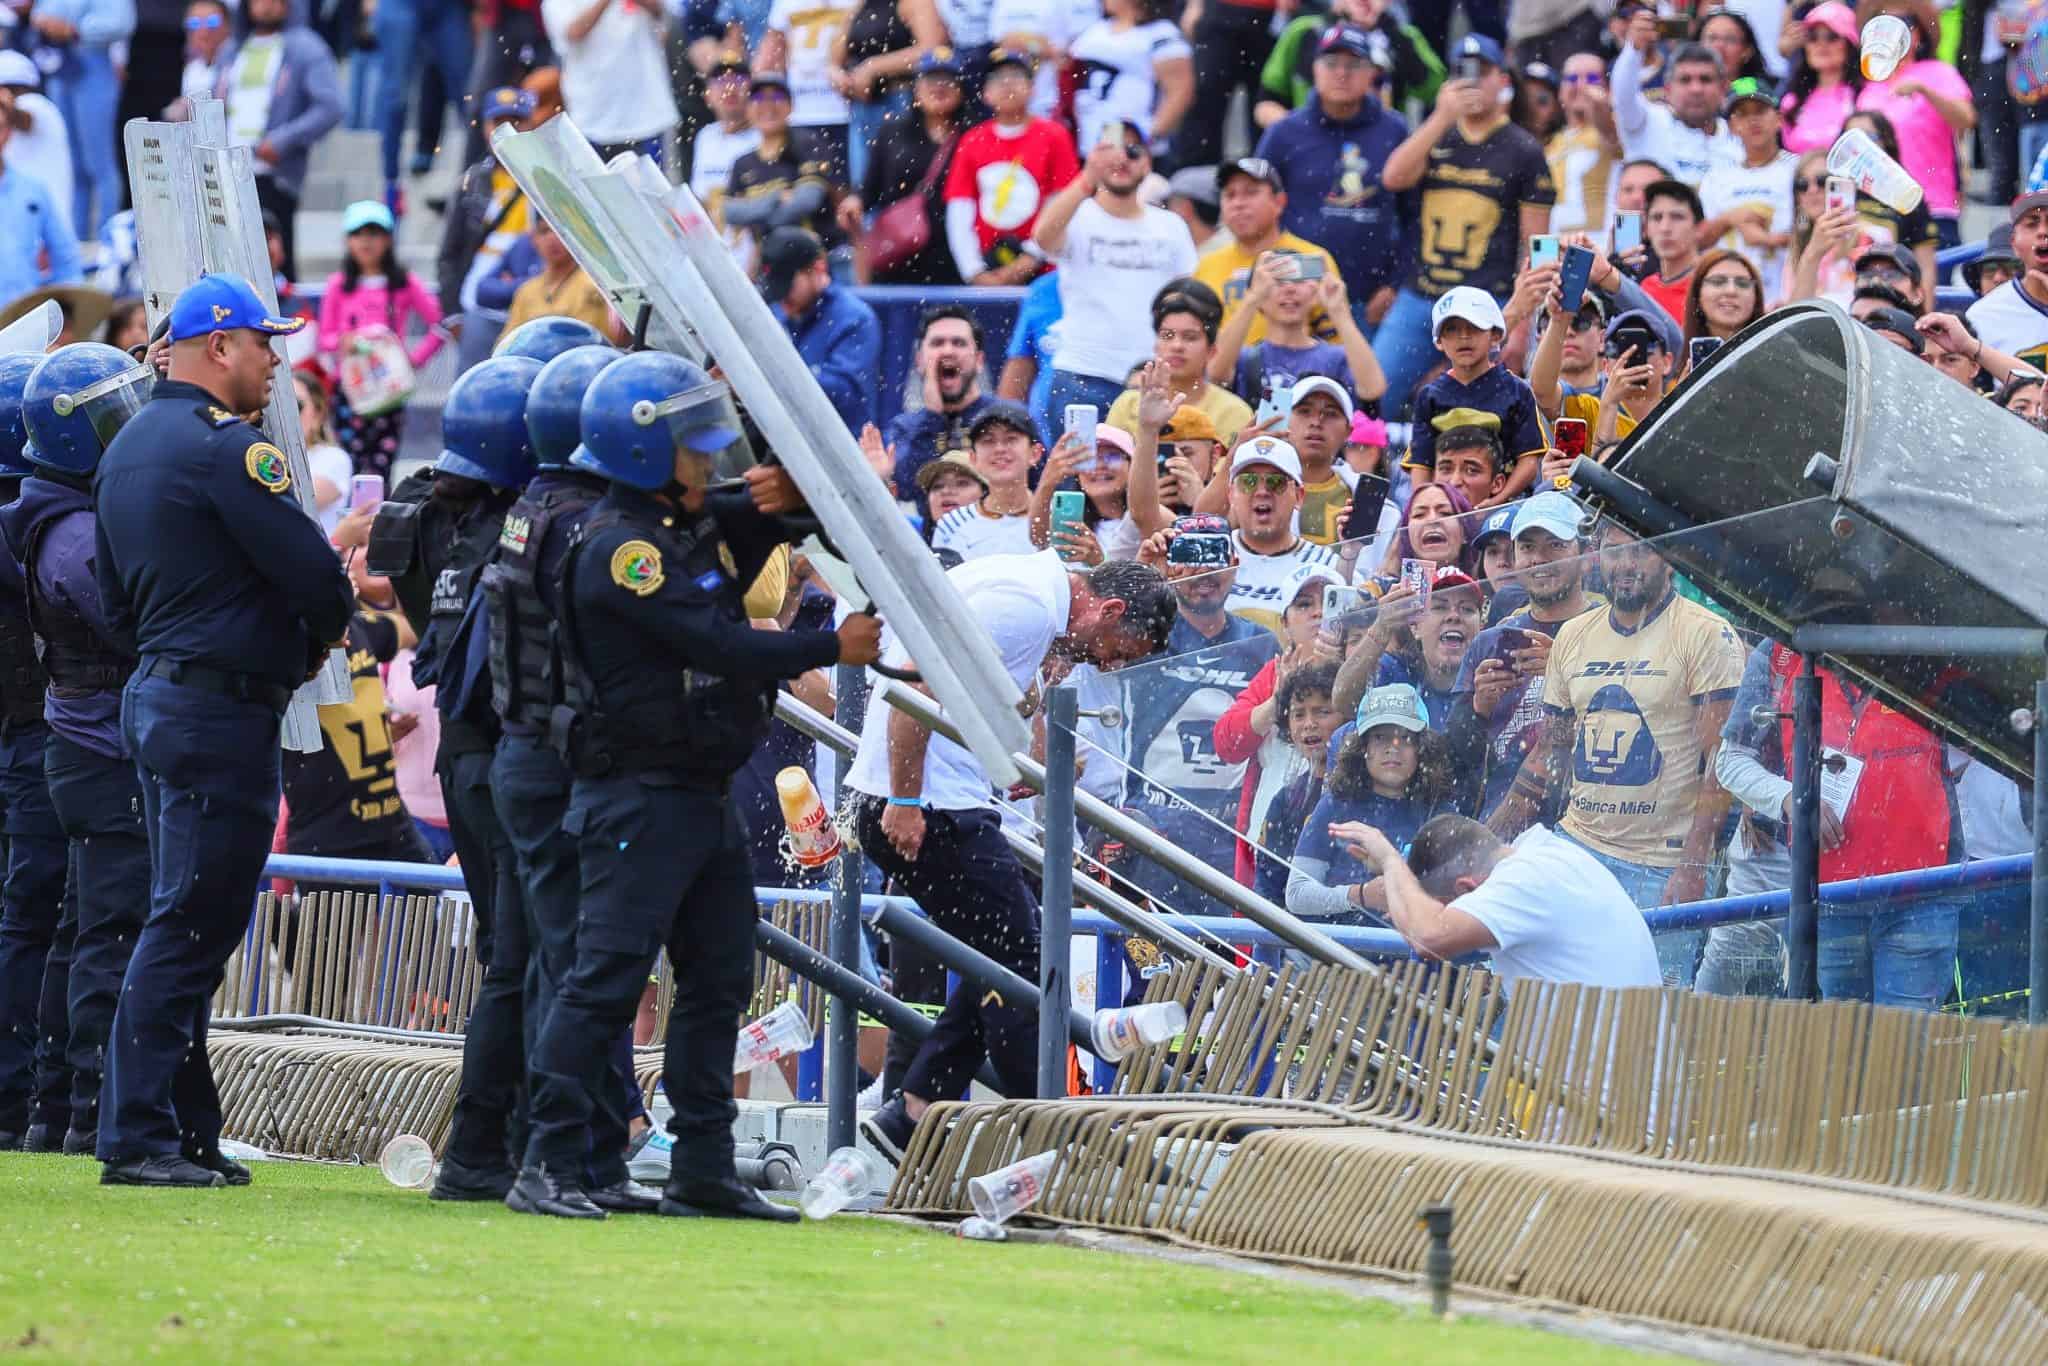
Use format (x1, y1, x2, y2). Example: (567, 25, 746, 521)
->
(913, 449, 989, 526)
(1029, 424, 1141, 563)
(1248, 659, 1343, 905)
(1468, 505, 1529, 624)
(1405, 286, 1545, 506)
(1430, 424, 1509, 510)
(1284, 683, 1461, 922)
(1209, 250, 1386, 413)
(317, 200, 446, 478)
(932, 400, 1039, 559)
(942, 47, 1079, 287)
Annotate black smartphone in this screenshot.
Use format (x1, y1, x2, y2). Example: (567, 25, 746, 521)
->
(1688, 336, 1723, 369)
(1604, 323, 1660, 360)
(1340, 472, 1391, 543)
(1558, 244, 1595, 314)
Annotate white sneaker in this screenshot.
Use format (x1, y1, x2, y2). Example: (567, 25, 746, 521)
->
(627, 1128, 674, 1184)
(855, 1076, 884, 1111)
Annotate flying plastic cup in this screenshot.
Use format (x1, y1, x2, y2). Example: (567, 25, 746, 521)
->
(1827, 127, 1923, 214)
(801, 1145, 888, 1220)
(967, 1150, 1059, 1226)
(1860, 13, 1911, 80)
(379, 1134, 436, 1189)
(733, 999, 816, 1073)
(1090, 1000, 1188, 1063)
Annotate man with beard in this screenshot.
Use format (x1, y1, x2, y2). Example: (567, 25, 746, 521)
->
(886, 306, 995, 518)
(1448, 491, 1601, 819)
(1489, 518, 1744, 988)
(1033, 117, 1198, 419)
(1211, 435, 1340, 637)
(1123, 515, 1280, 914)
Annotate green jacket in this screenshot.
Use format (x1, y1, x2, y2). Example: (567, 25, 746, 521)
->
(1259, 14, 1443, 116)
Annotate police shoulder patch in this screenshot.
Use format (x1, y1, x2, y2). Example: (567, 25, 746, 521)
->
(206, 405, 247, 430)
(245, 442, 292, 494)
(609, 539, 665, 596)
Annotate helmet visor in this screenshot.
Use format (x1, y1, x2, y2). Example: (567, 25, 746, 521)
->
(51, 363, 156, 450)
(631, 379, 753, 482)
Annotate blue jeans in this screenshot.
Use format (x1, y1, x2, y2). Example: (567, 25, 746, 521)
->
(845, 88, 911, 198)
(1816, 896, 1960, 1012)
(1562, 832, 1703, 988)
(1371, 286, 1441, 421)
(47, 46, 123, 236)
(1956, 870, 2028, 1018)
(1045, 370, 1128, 442)
(374, 0, 473, 183)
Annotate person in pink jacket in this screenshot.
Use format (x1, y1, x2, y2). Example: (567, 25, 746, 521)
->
(1778, 2, 1864, 155)
(318, 199, 447, 478)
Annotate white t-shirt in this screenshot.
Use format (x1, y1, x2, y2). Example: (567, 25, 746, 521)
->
(1224, 533, 1340, 638)
(1069, 17, 1190, 153)
(767, 0, 853, 128)
(1967, 280, 2048, 372)
(1950, 748, 2032, 861)
(8, 93, 71, 220)
(1453, 825, 1664, 990)
(1612, 42, 1739, 188)
(1094, 510, 1140, 562)
(932, 502, 1035, 560)
(307, 442, 355, 533)
(847, 550, 1073, 809)
(541, 0, 681, 143)
(1698, 148, 1796, 300)
(1050, 198, 1197, 381)
(226, 35, 284, 151)
(988, 0, 1101, 117)
(691, 121, 764, 273)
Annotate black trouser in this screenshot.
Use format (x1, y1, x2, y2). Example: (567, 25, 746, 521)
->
(0, 719, 73, 1135)
(492, 731, 634, 1187)
(1179, 2, 1276, 170)
(255, 177, 300, 284)
(44, 731, 149, 1135)
(853, 799, 1040, 1101)
(525, 776, 754, 1181)
(437, 744, 527, 1173)
(878, 938, 945, 1099)
(115, 28, 186, 184)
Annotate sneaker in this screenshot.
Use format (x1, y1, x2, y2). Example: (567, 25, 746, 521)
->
(101, 1155, 226, 1188)
(504, 1165, 605, 1220)
(430, 1154, 517, 1202)
(859, 1095, 913, 1167)
(627, 1127, 673, 1185)
(855, 1076, 884, 1112)
(588, 1177, 662, 1213)
(190, 1150, 253, 1186)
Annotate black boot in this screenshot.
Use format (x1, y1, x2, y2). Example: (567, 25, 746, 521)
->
(430, 1153, 517, 1202)
(588, 1177, 663, 1213)
(189, 1150, 253, 1186)
(659, 1173, 799, 1223)
(504, 1165, 605, 1220)
(100, 1155, 226, 1188)
(62, 1128, 96, 1157)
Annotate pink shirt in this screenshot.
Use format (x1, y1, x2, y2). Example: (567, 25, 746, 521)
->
(1780, 83, 1856, 155)
(316, 271, 447, 368)
(383, 649, 447, 826)
(1856, 60, 1973, 218)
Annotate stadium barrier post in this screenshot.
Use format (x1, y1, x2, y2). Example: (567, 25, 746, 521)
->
(1040, 686, 1078, 1098)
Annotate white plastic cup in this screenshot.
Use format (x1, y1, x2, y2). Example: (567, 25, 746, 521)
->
(956, 1216, 1010, 1241)
(967, 1149, 1058, 1225)
(1860, 13, 1911, 80)
(379, 1134, 436, 1189)
(801, 1145, 887, 1220)
(1089, 1000, 1188, 1062)
(1826, 128, 1923, 214)
(733, 999, 815, 1073)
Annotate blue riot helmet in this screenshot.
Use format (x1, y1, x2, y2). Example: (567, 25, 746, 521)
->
(0, 353, 39, 477)
(494, 315, 607, 364)
(574, 351, 751, 492)
(433, 355, 544, 488)
(526, 344, 618, 470)
(23, 342, 157, 477)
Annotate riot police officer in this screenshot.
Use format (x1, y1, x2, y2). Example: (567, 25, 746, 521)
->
(3, 345, 149, 1159)
(508, 351, 881, 1221)
(94, 274, 352, 1187)
(481, 344, 662, 1210)
(0, 352, 74, 1152)
(366, 354, 539, 1201)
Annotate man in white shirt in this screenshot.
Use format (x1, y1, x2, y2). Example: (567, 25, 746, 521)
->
(932, 401, 1039, 560)
(852, 552, 1177, 1161)
(1338, 813, 1663, 990)
(0, 51, 72, 231)
(1966, 192, 2048, 373)
(540, 0, 681, 159)
(756, 0, 853, 171)
(1611, 11, 1738, 187)
(690, 53, 764, 274)
(1033, 113, 1199, 422)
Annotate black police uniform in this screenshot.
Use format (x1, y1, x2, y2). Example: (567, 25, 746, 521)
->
(0, 483, 74, 1149)
(524, 484, 839, 1202)
(370, 468, 528, 1189)
(481, 467, 641, 1187)
(93, 380, 352, 1170)
(4, 472, 147, 1151)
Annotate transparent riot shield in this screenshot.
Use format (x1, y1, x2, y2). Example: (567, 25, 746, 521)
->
(492, 116, 1033, 784)
(0, 301, 62, 356)
(124, 102, 350, 749)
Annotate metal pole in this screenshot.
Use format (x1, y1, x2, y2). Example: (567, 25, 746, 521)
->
(1039, 686, 1077, 1099)
(2032, 677, 2047, 1026)
(828, 663, 865, 1147)
(1786, 653, 1822, 1000)
(862, 898, 1093, 1050)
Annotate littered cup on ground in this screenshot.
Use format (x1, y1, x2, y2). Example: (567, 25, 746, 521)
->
(379, 1134, 436, 1189)
(967, 1149, 1058, 1225)
(801, 1145, 887, 1220)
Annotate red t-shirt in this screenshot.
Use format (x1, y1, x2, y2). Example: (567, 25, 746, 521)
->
(942, 117, 1081, 255)
(1642, 271, 1691, 327)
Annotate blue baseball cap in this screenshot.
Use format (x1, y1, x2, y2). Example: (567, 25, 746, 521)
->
(1456, 33, 1505, 68)
(342, 199, 396, 235)
(1470, 504, 1519, 553)
(167, 273, 308, 343)
(480, 85, 537, 123)
(917, 45, 964, 78)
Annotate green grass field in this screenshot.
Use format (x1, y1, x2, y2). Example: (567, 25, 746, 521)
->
(0, 1156, 1659, 1363)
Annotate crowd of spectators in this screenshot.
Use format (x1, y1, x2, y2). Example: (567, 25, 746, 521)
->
(1, 0, 2042, 1012)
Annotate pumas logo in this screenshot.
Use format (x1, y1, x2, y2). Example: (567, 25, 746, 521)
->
(1576, 684, 1663, 786)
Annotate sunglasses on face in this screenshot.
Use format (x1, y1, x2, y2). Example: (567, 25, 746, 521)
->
(1567, 312, 1603, 333)
(1795, 175, 1824, 191)
(184, 12, 223, 28)
(1234, 471, 1292, 494)
(750, 88, 790, 103)
(1563, 71, 1604, 85)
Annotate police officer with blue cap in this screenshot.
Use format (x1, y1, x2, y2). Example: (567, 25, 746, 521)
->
(366, 353, 540, 1201)
(1, 345, 151, 1159)
(94, 274, 353, 1188)
(508, 351, 881, 1220)
(0, 351, 75, 1153)
(479, 344, 663, 1210)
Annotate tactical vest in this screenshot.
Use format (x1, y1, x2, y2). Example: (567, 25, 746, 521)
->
(0, 602, 45, 728)
(410, 489, 515, 691)
(553, 506, 773, 779)
(22, 506, 131, 699)
(483, 478, 602, 734)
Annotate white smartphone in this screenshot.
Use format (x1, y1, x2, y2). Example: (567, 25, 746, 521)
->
(1612, 212, 1643, 257)
(1063, 403, 1098, 470)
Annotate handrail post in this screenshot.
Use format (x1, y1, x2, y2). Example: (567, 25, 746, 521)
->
(1039, 686, 1077, 1099)
(827, 664, 864, 1148)
(2032, 674, 2047, 1026)
(1786, 653, 1822, 1001)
